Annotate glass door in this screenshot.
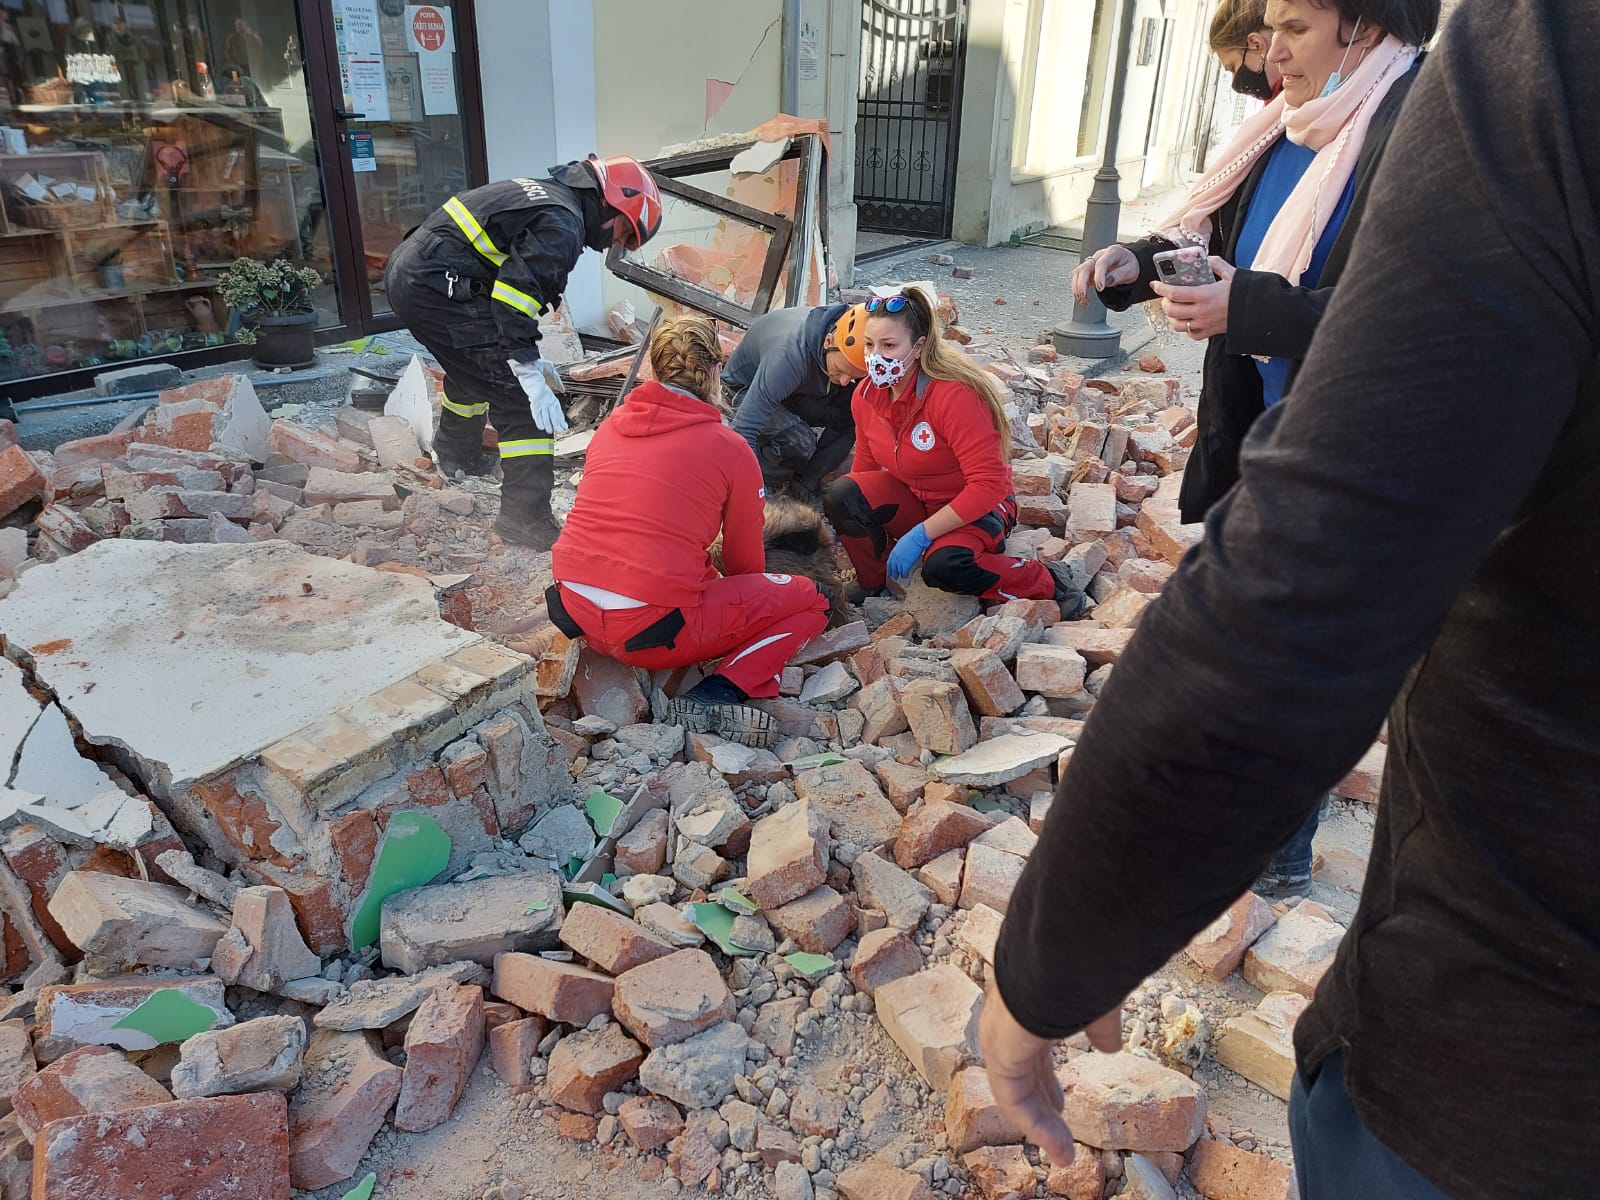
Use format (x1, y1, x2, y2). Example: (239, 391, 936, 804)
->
(318, 0, 481, 324)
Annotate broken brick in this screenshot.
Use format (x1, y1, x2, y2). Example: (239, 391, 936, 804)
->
(1058, 1052, 1206, 1152)
(894, 800, 992, 870)
(790, 1083, 846, 1138)
(213, 885, 322, 991)
(1187, 1139, 1298, 1200)
(837, 1162, 939, 1200)
(950, 648, 1026, 717)
(492, 952, 614, 1025)
(559, 903, 676, 975)
(1094, 584, 1154, 629)
(745, 800, 830, 910)
(1044, 623, 1134, 666)
(1242, 903, 1343, 997)
(849, 928, 923, 996)
(1046, 1145, 1109, 1199)
(1212, 992, 1307, 1101)
(946, 1065, 1026, 1154)
(901, 680, 978, 755)
(573, 647, 649, 727)
(619, 1094, 685, 1151)
(854, 676, 909, 744)
(35, 1092, 289, 1200)
(964, 1144, 1035, 1199)
(267, 420, 362, 473)
(289, 1029, 402, 1189)
(1185, 892, 1277, 980)
(0, 447, 48, 518)
(547, 1022, 647, 1113)
(1014, 643, 1088, 697)
(393, 981, 485, 1133)
(13, 1045, 172, 1143)
(874, 964, 982, 1089)
(489, 1015, 547, 1086)
(612, 948, 735, 1048)
(768, 885, 856, 954)
(916, 850, 966, 906)
(615, 807, 669, 876)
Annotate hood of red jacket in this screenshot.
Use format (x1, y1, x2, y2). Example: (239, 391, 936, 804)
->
(608, 379, 722, 437)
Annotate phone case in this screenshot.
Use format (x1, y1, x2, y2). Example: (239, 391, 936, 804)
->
(1153, 246, 1216, 287)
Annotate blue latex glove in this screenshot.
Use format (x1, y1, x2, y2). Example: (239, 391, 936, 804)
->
(887, 523, 934, 581)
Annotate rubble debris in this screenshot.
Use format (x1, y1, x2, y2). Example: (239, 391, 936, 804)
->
(13, 1044, 173, 1142)
(1058, 1052, 1207, 1152)
(36, 1092, 290, 1200)
(875, 965, 983, 1089)
(1212, 991, 1307, 1100)
(40, 977, 232, 1050)
(213, 884, 323, 991)
(612, 948, 735, 1047)
(46, 870, 229, 968)
(170, 1014, 308, 1099)
(548, 1022, 646, 1113)
(380, 871, 563, 973)
(289, 1029, 402, 1189)
(1242, 901, 1343, 997)
(394, 980, 485, 1132)
(314, 961, 486, 1031)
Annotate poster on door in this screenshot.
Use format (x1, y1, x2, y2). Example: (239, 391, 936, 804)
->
(336, 0, 385, 58)
(406, 5, 458, 117)
(348, 57, 391, 122)
(350, 131, 378, 173)
(385, 56, 422, 123)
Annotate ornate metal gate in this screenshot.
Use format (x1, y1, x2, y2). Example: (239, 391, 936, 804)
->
(855, 0, 970, 238)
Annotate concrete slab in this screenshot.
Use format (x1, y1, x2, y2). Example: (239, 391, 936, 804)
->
(0, 541, 484, 792)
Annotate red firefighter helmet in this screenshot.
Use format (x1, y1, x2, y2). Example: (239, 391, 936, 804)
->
(588, 155, 662, 250)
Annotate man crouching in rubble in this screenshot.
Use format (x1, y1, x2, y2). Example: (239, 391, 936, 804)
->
(385, 156, 662, 550)
(546, 315, 831, 748)
(722, 302, 870, 497)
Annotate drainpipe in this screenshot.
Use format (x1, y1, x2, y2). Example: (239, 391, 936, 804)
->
(781, 0, 802, 114)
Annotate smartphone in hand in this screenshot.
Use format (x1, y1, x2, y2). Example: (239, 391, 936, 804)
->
(1153, 246, 1217, 287)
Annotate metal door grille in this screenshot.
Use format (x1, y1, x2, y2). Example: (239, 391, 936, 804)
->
(855, 0, 969, 238)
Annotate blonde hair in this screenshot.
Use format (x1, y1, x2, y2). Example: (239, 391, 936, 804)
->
(648, 315, 724, 403)
(1209, 0, 1269, 54)
(870, 289, 1012, 459)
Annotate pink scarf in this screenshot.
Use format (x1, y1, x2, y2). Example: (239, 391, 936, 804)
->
(1157, 36, 1417, 284)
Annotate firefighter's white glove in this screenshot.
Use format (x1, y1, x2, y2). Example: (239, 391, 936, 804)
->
(509, 358, 568, 435)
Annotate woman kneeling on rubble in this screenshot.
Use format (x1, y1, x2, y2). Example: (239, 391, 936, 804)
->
(823, 289, 1085, 615)
(548, 315, 831, 748)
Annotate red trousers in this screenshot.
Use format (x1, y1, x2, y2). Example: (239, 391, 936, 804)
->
(827, 471, 1055, 601)
(558, 573, 830, 698)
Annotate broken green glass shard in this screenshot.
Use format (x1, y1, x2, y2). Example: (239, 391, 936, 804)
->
(525, 901, 551, 915)
(562, 880, 632, 916)
(714, 887, 758, 915)
(350, 810, 452, 950)
(602, 873, 617, 889)
(969, 795, 1005, 814)
(585, 789, 625, 839)
(112, 989, 220, 1046)
(784, 951, 836, 978)
(787, 752, 846, 772)
(339, 1174, 378, 1200)
(688, 901, 756, 956)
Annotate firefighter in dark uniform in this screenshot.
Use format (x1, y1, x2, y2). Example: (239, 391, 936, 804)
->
(385, 155, 662, 549)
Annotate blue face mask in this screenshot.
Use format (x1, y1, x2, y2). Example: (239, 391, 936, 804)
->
(1319, 18, 1363, 98)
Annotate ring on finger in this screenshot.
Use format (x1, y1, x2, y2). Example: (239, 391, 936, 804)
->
(1187, 320, 1194, 334)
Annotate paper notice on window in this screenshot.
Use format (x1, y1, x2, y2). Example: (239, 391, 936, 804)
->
(417, 50, 457, 116)
(385, 56, 422, 122)
(350, 131, 378, 173)
(348, 58, 391, 122)
(336, 0, 385, 58)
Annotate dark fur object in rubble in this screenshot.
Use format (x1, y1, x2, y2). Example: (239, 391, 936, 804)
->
(712, 495, 853, 627)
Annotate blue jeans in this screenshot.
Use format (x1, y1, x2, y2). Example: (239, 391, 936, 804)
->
(1268, 797, 1323, 878)
(1291, 1051, 1451, 1200)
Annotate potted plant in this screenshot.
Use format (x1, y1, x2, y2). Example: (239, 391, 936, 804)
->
(92, 244, 124, 291)
(216, 256, 322, 369)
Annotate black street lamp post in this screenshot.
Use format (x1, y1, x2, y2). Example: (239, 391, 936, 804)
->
(1055, 0, 1141, 359)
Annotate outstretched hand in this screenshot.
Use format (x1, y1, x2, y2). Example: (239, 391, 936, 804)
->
(1071, 244, 1140, 306)
(979, 982, 1124, 1166)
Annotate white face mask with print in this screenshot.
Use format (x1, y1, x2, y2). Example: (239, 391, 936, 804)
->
(867, 353, 908, 389)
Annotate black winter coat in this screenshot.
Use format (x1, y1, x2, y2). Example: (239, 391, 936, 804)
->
(1101, 65, 1421, 523)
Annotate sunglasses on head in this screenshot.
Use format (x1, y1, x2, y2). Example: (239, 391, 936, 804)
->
(866, 295, 910, 313)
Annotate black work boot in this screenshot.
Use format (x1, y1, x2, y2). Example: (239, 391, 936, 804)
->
(494, 453, 560, 550)
(667, 675, 777, 749)
(1045, 560, 1090, 621)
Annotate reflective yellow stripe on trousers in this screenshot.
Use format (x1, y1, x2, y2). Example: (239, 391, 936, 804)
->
(443, 196, 507, 268)
(440, 393, 489, 418)
(499, 438, 554, 459)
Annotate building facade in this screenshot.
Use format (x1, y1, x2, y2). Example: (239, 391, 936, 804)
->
(0, 0, 1228, 394)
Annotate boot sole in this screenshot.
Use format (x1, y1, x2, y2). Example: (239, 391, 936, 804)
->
(667, 697, 777, 749)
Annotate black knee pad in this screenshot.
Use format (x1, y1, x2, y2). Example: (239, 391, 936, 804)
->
(823, 478, 899, 557)
(921, 545, 1000, 597)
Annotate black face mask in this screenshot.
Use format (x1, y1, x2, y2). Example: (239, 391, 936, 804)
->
(1232, 62, 1274, 101)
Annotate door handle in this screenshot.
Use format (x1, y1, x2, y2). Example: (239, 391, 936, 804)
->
(334, 109, 366, 121)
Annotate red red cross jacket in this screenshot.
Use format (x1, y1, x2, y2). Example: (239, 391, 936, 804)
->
(849, 368, 1013, 524)
(552, 381, 766, 608)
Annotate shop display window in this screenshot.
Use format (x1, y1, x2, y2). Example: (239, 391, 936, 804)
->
(0, 0, 335, 383)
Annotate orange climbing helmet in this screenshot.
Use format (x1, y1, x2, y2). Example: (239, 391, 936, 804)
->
(830, 303, 870, 372)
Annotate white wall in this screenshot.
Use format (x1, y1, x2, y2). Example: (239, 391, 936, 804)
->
(474, 0, 603, 328)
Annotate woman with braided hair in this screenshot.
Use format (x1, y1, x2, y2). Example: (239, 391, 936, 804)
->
(549, 316, 830, 748)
